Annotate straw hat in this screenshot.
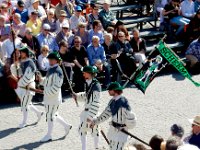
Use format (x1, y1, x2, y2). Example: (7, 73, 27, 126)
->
(188, 115, 200, 127)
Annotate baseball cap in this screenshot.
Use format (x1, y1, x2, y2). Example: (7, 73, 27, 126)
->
(75, 5, 82, 11)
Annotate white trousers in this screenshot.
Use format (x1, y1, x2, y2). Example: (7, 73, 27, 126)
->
(109, 140, 125, 150)
(134, 53, 146, 65)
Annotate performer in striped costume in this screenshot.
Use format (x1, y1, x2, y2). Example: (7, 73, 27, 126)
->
(17, 47, 43, 129)
(90, 82, 137, 150)
(73, 66, 101, 150)
(39, 52, 72, 142)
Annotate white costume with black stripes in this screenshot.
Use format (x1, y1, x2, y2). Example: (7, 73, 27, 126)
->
(40, 64, 71, 142)
(16, 58, 42, 128)
(94, 95, 137, 150)
(76, 78, 101, 150)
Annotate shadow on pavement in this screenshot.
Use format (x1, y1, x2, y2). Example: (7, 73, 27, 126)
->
(0, 128, 19, 139)
(12, 136, 67, 150)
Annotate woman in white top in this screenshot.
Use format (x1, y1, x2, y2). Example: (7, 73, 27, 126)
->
(37, 45, 50, 76)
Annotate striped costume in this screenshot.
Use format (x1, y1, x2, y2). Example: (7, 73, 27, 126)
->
(40, 64, 71, 142)
(94, 95, 137, 150)
(76, 78, 101, 150)
(16, 58, 42, 128)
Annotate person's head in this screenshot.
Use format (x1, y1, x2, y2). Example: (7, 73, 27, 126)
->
(149, 135, 164, 150)
(75, 5, 82, 16)
(118, 31, 125, 42)
(19, 47, 30, 59)
(25, 28, 33, 39)
(41, 45, 49, 56)
(189, 115, 200, 135)
(0, 15, 6, 26)
(13, 13, 21, 24)
(42, 23, 51, 35)
(59, 40, 68, 52)
(47, 8, 55, 20)
(92, 36, 100, 47)
(115, 20, 124, 30)
(78, 22, 86, 33)
(59, 10, 67, 21)
(62, 22, 69, 34)
(132, 28, 140, 39)
(104, 33, 113, 45)
(171, 0, 180, 6)
(166, 136, 182, 150)
(47, 52, 62, 66)
(91, 3, 99, 15)
(82, 66, 98, 80)
(74, 36, 82, 47)
(106, 26, 114, 34)
(107, 82, 124, 96)
(17, 0, 25, 11)
(31, 10, 39, 20)
(60, 0, 67, 5)
(0, 3, 8, 14)
(170, 124, 184, 138)
(92, 20, 101, 31)
(31, 0, 40, 9)
(103, 0, 111, 11)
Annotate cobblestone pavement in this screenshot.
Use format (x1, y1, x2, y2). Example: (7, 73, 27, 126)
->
(0, 72, 200, 150)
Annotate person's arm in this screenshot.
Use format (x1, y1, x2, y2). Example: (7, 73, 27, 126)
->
(53, 38, 59, 51)
(100, 46, 107, 63)
(87, 46, 94, 65)
(40, 6, 47, 20)
(124, 108, 137, 129)
(18, 66, 35, 87)
(44, 72, 63, 96)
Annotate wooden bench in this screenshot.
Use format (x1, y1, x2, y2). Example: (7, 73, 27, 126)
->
(129, 29, 165, 39)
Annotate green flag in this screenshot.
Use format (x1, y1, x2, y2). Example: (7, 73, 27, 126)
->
(156, 41, 200, 87)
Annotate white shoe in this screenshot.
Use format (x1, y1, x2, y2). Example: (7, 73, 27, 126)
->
(40, 135, 52, 142)
(18, 123, 26, 129)
(36, 112, 44, 123)
(64, 125, 72, 137)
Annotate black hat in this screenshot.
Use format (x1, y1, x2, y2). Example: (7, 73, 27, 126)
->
(19, 46, 30, 57)
(17, 0, 25, 7)
(82, 66, 98, 74)
(107, 82, 124, 91)
(47, 52, 62, 61)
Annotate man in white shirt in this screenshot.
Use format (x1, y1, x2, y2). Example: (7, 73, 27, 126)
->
(180, 0, 196, 18)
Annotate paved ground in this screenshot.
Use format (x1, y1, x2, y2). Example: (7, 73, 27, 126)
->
(0, 72, 200, 150)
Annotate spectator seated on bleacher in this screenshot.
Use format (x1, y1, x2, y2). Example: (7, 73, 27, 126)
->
(102, 33, 113, 60)
(14, 0, 29, 24)
(56, 22, 74, 47)
(99, 0, 117, 30)
(110, 31, 136, 82)
(0, 3, 10, 23)
(75, 23, 90, 48)
(130, 28, 147, 66)
(87, 3, 99, 30)
(69, 5, 87, 33)
(37, 45, 50, 76)
(28, 0, 47, 20)
(88, 20, 104, 44)
(55, 0, 74, 19)
(0, 15, 10, 42)
(113, 21, 130, 41)
(42, 8, 57, 34)
(180, 0, 196, 19)
(185, 37, 200, 69)
(26, 10, 42, 36)
(87, 36, 111, 88)
(162, 0, 190, 37)
(37, 24, 59, 52)
(56, 10, 69, 33)
(186, 9, 200, 43)
(22, 28, 41, 57)
(194, 0, 200, 12)
(12, 13, 26, 38)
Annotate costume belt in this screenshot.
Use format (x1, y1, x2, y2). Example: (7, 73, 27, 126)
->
(112, 121, 126, 128)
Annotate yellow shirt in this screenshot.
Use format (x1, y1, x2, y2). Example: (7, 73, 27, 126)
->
(26, 19, 42, 36)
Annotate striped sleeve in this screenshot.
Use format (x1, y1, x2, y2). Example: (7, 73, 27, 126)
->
(87, 91, 100, 120)
(44, 73, 63, 96)
(95, 102, 112, 125)
(18, 67, 35, 87)
(124, 108, 137, 129)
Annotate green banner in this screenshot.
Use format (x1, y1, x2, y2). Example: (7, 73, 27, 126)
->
(156, 41, 200, 87)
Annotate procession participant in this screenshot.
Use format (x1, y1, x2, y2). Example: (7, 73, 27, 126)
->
(38, 51, 72, 142)
(72, 65, 101, 150)
(90, 82, 137, 150)
(17, 46, 43, 128)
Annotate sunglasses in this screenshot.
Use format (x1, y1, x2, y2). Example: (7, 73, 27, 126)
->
(49, 13, 54, 15)
(74, 41, 80, 43)
(27, 32, 33, 35)
(118, 35, 124, 38)
(42, 49, 49, 52)
(62, 27, 69, 30)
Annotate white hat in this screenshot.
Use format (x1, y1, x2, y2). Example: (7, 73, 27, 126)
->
(62, 22, 69, 28)
(177, 144, 200, 150)
(31, 0, 39, 4)
(188, 115, 200, 127)
(103, 0, 111, 4)
(43, 24, 51, 30)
